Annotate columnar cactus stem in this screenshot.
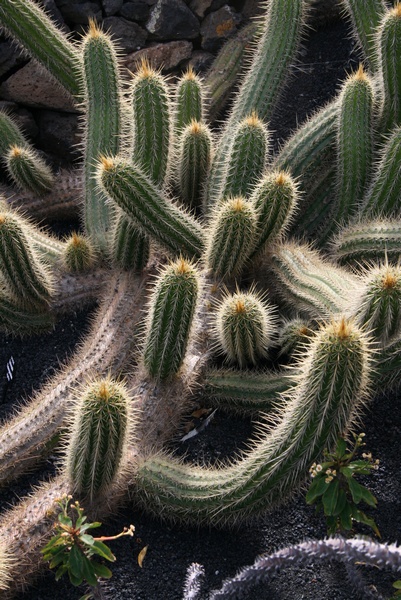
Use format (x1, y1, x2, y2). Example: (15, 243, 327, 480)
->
(341, 0, 386, 72)
(136, 318, 371, 524)
(177, 120, 212, 211)
(82, 20, 122, 253)
(0, 0, 80, 97)
(66, 378, 132, 502)
(0, 109, 29, 156)
(62, 233, 96, 273)
(111, 212, 150, 271)
(174, 67, 204, 136)
(5, 146, 54, 196)
(332, 218, 401, 266)
(378, 3, 401, 132)
(277, 317, 314, 358)
(143, 258, 200, 380)
(0, 291, 54, 335)
(98, 156, 205, 258)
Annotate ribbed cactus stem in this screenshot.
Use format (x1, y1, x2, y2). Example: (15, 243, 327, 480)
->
(205, 196, 258, 279)
(136, 318, 371, 524)
(220, 112, 270, 202)
(0, 110, 28, 156)
(332, 218, 401, 266)
(359, 125, 401, 218)
(5, 145, 54, 196)
(251, 170, 299, 255)
(174, 67, 203, 136)
(143, 258, 200, 380)
(82, 20, 122, 253)
(277, 317, 314, 358)
(0, 0, 80, 97)
(98, 156, 205, 258)
(378, 3, 401, 132)
(111, 212, 149, 271)
(131, 60, 171, 187)
(213, 289, 276, 368)
(63, 232, 96, 273)
(0, 211, 54, 307)
(352, 264, 401, 346)
(332, 65, 374, 235)
(0, 290, 53, 335)
(66, 378, 132, 502)
(341, 0, 386, 72)
(177, 120, 212, 211)
(0, 538, 12, 593)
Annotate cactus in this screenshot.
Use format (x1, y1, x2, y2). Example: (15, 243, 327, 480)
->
(341, 0, 387, 72)
(63, 233, 96, 273)
(174, 67, 204, 136)
(378, 3, 401, 133)
(5, 145, 54, 196)
(177, 120, 212, 211)
(277, 317, 314, 358)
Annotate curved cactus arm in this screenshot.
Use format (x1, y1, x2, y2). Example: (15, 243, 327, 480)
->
(98, 157, 205, 259)
(5, 146, 54, 196)
(341, 0, 387, 73)
(0, 0, 80, 97)
(0, 288, 54, 335)
(135, 318, 371, 525)
(111, 212, 150, 271)
(377, 4, 401, 133)
(0, 109, 29, 156)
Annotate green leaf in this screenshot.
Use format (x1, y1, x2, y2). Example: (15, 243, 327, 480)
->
(322, 479, 339, 516)
(79, 594, 94, 600)
(348, 477, 364, 503)
(306, 476, 329, 504)
(360, 486, 378, 508)
(393, 581, 401, 590)
(68, 569, 83, 587)
(76, 514, 87, 529)
(69, 544, 84, 580)
(339, 502, 353, 531)
(84, 522, 102, 530)
(331, 487, 347, 516)
(58, 514, 73, 527)
(340, 466, 353, 478)
(336, 437, 347, 457)
(351, 506, 380, 537)
(91, 541, 116, 562)
(80, 554, 98, 587)
(49, 550, 68, 569)
(91, 561, 113, 579)
(55, 564, 68, 581)
(80, 534, 95, 546)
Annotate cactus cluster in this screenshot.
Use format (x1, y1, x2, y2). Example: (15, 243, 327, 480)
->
(0, 0, 401, 596)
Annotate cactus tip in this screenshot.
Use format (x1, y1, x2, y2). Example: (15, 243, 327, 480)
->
(229, 196, 246, 212)
(184, 65, 197, 80)
(382, 268, 398, 289)
(137, 57, 155, 78)
(391, 2, 401, 17)
(9, 145, 22, 157)
(88, 17, 102, 38)
(334, 316, 353, 340)
(100, 155, 115, 171)
(245, 110, 261, 127)
(353, 63, 368, 81)
(275, 171, 289, 186)
(175, 257, 193, 275)
(189, 120, 202, 135)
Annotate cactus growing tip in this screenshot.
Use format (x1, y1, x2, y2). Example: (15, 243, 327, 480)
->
(100, 155, 115, 171)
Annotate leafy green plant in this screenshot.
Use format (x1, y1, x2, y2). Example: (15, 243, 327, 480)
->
(306, 433, 380, 536)
(42, 494, 134, 596)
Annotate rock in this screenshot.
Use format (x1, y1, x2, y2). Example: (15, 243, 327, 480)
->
(103, 17, 148, 53)
(0, 61, 77, 112)
(0, 102, 39, 139)
(40, 0, 70, 32)
(0, 40, 26, 79)
(189, 0, 213, 18)
(124, 40, 193, 73)
(119, 1, 152, 22)
(36, 110, 80, 160)
(102, 0, 123, 16)
(54, 1, 102, 24)
(185, 50, 214, 73)
(146, 0, 200, 40)
(200, 5, 241, 51)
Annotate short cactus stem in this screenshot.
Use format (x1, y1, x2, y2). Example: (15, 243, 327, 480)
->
(66, 377, 132, 502)
(378, 3, 401, 132)
(82, 20, 122, 253)
(143, 258, 200, 380)
(177, 120, 212, 211)
(277, 317, 314, 358)
(173, 67, 204, 136)
(97, 156, 205, 258)
(359, 125, 401, 218)
(63, 232, 96, 273)
(0, 211, 54, 307)
(332, 218, 401, 266)
(221, 112, 270, 201)
(333, 65, 374, 234)
(136, 318, 371, 524)
(5, 145, 54, 196)
(213, 289, 276, 368)
(111, 212, 150, 271)
(205, 196, 258, 279)
(0, 110, 28, 156)
(352, 264, 401, 346)
(342, 0, 387, 72)
(251, 170, 299, 255)
(130, 60, 171, 187)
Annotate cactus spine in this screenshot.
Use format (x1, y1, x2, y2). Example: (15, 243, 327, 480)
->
(277, 317, 314, 358)
(143, 258, 200, 380)
(177, 120, 212, 211)
(63, 233, 96, 273)
(341, 0, 386, 72)
(332, 218, 401, 266)
(0, 110, 29, 156)
(378, 3, 401, 132)
(136, 318, 371, 524)
(174, 67, 203, 136)
(5, 145, 54, 195)
(111, 212, 150, 271)
(66, 378, 132, 502)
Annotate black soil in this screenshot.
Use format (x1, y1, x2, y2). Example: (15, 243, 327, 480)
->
(1, 18, 400, 600)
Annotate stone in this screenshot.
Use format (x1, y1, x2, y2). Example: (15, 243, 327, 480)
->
(189, 0, 213, 18)
(185, 50, 214, 73)
(54, 1, 102, 24)
(0, 103, 39, 140)
(102, 0, 124, 16)
(36, 110, 80, 161)
(40, 0, 70, 32)
(103, 17, 148, 53)
(119, 1, 152, 22)
(0, 41, 26, 79)
(0, 61, 77, 112)
(124, 40, 193, 73)
(146, 0, 200, 40)
(200, 5, 241, 51)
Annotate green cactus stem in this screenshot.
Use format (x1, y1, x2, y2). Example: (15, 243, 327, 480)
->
(0, 210, 54, 307)
(82, 20, 122, 254)
(220, 112, 270, 202)
(374, 329, 401, 389)
(66, 378, 132, 502)
(5, 145, 54, 196)
(359, 125, 401, 218)
(111, 212, 150, 271)
(352, 264, 401, 346)
(177, 120, 212, 211)
(174, 67, 204, 136)
(341, 0, 386, 72)
(0, 110, 28, 157)
(0, 288, 54, 335)
(213, 288, 276, 368)
(378, 3, 401, 133)
(63, 232, 96, 273)
(267, 242, 358, 319)
(131, 60, 171, 187)
(332, 218, 401, 266)
(143, 258, 200, 380)
(98, 156, 205, 258)
(277, 317, 314, 358)
(0, 0, 80, 97)
(331, 65, 374, 236)
(251, 170, 299, 255)
(205, 196, 257, 279)
(136, 317, 371, 524)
